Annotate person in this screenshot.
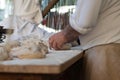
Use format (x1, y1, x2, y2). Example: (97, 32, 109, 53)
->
(49, 0, 120, 80)
(0, 0, 42, 40)
(0, 0, 56, 42)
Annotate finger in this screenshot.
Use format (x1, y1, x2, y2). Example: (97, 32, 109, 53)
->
(56, 43, 63, 50)
(52, 41, 59, 50)
(49, 37, 54, 49)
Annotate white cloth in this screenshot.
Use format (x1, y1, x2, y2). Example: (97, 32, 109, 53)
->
(13, 0, 43, 24)
(69, 0, 120, 50)
(0, 0, 55, 42)
(0, 16, 55, 41)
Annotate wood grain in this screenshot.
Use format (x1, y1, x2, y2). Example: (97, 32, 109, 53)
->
(0, 50, 83, 74)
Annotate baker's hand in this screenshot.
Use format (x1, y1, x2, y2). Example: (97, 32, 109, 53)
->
(49, 25, 80, 50)
(49, 31, 67, 50)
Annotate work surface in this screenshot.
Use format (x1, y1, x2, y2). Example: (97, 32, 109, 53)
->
(0, 48, 83, 74)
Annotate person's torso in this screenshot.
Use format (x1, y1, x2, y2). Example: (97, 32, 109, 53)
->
(13, 0, 43, 24)
(80, 0, 120, 50)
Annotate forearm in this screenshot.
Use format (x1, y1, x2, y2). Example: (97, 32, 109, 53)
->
(63, 24, 80, 43)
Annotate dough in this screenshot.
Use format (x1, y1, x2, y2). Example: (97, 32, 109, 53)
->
(0, 45, 9, 60)
(71, 41, 79, 47)
(10, 37, 48, 59)
(5, 40, 20, 53)
(61, 43, 72, 50)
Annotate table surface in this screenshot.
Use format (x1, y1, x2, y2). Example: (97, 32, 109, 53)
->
(0, 47, 83, 74)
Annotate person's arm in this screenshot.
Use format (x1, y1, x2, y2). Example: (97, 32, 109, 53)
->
(69, 0, 102, 34)
(49, 0, 102, 50)
(62, 24, 80, 43)
(49, 24, 80, 50)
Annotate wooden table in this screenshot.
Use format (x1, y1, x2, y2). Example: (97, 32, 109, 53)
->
(0, 49, 83, 80)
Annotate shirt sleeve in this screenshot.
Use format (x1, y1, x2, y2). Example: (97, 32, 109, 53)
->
(13, 0, 43, 24)
(69, 0, 102, 34)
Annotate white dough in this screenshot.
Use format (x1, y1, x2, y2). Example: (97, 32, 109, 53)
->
(9, 36, 48, 59)
(0, 45, 9, 60)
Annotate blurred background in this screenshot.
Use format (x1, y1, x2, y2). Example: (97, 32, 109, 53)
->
(0, 0, 77, 30)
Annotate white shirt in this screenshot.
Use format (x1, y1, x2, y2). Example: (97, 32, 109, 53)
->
(0, 0, 55, 42)
(13, 0, 43, 24)
(69, 0, 120, 50)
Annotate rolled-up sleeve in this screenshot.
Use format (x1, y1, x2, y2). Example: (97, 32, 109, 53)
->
(69, 0, 102, 34)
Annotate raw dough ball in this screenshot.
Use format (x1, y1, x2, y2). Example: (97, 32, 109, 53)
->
(71, 41, 79, 47)
(60, 41, 79, 50)
(10, 47, 46, 59)
(10, 38, 48, 59)
(5, 40, 20, 52)
(7, 40, 20, 48)
(0, 46, 9, 60)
